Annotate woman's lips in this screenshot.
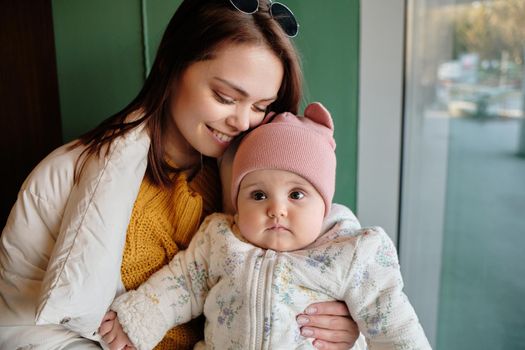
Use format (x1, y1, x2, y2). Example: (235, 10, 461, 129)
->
(208, 126, 234, 144)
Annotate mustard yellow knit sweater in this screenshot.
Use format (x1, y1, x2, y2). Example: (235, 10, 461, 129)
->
(121, 161, 220, 350)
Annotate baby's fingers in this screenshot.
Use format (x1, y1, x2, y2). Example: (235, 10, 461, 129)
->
(102, 310, 117, 322)
(98, 319, 114, 337)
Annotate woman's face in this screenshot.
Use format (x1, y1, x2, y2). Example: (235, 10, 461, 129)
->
(165, 43, 284, 167)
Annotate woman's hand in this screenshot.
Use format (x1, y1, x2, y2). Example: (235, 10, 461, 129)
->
(99, 311, 136, 350)
(296, 301, 359, 349)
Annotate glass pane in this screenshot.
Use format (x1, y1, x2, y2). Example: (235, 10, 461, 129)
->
(401, 0, 525, 349)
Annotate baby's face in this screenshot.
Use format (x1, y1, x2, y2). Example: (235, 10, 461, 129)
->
(235, 169, 325, 251)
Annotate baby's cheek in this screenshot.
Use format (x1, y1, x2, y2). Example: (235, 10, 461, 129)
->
(304, 217, 324, 242)
(235, 215, 255, 241)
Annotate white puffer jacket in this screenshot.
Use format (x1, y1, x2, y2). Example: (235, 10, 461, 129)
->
(0, 123, 150, 340)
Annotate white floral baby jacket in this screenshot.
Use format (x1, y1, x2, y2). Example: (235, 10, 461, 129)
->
(111, 204, 431, 350)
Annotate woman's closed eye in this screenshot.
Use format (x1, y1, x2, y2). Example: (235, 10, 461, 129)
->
(252, 104, 267, 113)
(213, 91, 235, 105)
(214, 91, 266, 114)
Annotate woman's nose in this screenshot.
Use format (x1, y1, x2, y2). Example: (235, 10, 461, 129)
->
(227, 107, 251, 132)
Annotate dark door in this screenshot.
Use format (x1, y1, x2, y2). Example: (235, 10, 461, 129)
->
(0, 0, 62, 229)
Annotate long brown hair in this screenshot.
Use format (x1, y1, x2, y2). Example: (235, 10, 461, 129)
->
(73, 0, 303, 186)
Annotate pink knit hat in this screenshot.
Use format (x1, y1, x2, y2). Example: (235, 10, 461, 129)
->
(231, 102, 336, 216)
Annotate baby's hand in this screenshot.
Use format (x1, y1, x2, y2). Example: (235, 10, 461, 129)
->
(99, 311, 135, 350)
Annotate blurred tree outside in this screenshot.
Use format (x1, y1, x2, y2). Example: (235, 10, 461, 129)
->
(453, 0, 525, 154)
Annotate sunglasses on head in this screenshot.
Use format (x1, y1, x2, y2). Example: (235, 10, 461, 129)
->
(229, 0, 299, 38)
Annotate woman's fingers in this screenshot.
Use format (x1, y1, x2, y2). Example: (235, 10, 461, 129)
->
(299, 320, 355, 342)
(298, 313, 356, 335)
(297, 301, 359, 349)
(311, 338, 353, 350)
(305, 301, 350, 317)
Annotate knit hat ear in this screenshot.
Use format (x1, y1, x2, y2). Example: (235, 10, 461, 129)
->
(260, 111, 276, 125)
(303, 102, 336, 150)
(304, 102, 334, 130)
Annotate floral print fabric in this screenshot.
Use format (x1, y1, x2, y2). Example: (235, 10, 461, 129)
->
(111, 204, 430, 350)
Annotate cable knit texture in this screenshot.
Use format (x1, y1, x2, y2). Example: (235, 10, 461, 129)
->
(120, 160, 220, 350)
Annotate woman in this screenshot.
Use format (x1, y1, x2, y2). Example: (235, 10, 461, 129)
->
(0, 0, 358, 349)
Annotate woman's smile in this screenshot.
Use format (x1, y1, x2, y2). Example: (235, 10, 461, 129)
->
(207, 125, 235, 144)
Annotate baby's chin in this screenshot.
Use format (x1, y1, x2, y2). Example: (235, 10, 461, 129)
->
(235, 224, 317, 252)
(260, 238, 316, 252)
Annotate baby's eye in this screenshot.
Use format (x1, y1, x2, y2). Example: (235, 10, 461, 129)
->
(251, 191, 267, 201)
(289, 191, 305, 200)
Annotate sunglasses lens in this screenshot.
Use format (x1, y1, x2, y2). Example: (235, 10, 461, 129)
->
(230, 0, 259, 14)
(270, 2, 298, 37)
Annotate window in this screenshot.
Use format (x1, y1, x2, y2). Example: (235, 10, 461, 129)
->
(360, 1, 525, 348)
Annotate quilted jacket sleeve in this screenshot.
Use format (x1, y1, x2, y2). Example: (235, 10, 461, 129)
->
(35, 127, 149, 338)
(110, 215, 217, 350)
(0, 142, 79, 327)
(0, 188, 64, 325)
(342, 227, 431, 350)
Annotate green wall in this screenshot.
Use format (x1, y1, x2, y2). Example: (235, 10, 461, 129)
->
(52, 0, 145, 140)
(51, 0, 359, 209)
(289, 0, 360, 209)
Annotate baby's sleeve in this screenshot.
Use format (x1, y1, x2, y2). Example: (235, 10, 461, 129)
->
(342, 227, 431, 350)
(110, 215, 217, 350)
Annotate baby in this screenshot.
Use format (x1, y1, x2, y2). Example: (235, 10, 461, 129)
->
(100, 103, 431, 350)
